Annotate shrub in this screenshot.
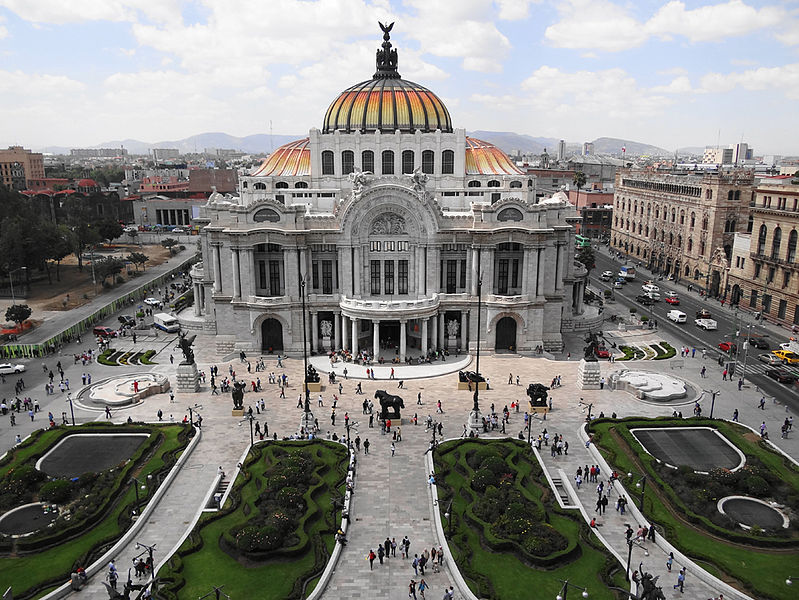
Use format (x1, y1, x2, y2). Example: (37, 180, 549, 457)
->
(640, 315, 649, 322)
(472, 468, 498, 492)
(480, 456, 509, 476)
(39, 480, 74, 503)
(468, 447, 501, 470)
(745, 475, 770, 496)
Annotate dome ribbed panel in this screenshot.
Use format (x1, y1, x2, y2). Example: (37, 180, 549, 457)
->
(252, 138, 311, 177)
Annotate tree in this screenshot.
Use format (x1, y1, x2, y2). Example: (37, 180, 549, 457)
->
(97, 220, 123, 245)
(62, 195, 101, 270)
(5, 304, 31, 327)
(573, 171, 587, 190)
(95, 257, 125, 286)
(576, 245, 596, 275)
(127, 252, 149, 271)
(161, 238, 179, 255)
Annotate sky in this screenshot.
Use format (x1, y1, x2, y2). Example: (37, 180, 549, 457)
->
(0, 0, 798, 154)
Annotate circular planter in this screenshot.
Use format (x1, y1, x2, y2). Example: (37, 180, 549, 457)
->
(717, 495, 789, 530)
(0, 502, 58, 537)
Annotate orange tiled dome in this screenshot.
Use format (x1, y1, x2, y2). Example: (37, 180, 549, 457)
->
(251, 138, 311, 177)
(465, 138, 523, 175)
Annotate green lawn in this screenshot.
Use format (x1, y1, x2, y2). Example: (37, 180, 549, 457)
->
(157, 440, 347, 600)
(434, 439, 623, 600)
(590, 418, 799, 600)
(0, 423, 189, 599)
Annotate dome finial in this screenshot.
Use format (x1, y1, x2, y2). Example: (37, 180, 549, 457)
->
(374, 21, 400, 79)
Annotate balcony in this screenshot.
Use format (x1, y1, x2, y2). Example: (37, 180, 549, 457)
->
(339, 294, 440, 320)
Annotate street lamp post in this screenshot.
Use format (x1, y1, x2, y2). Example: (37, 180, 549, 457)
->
(134, 542, 156, 581)
(66, 392, 76, 426)
(555, 578, 589, 599)
(240, 413, 255, 446)
(703, 389, 719, 419)
(187, 403, 202, 427)
(786, 576, 797, 586)
(198, 586, 231, 600)
(130, 476, 148, 518)
(443, 498, 454, 537)
(467, 275, 483, 434)
(6, 266, 27, 306)
(627, 471, 647, 513)
(299, 276, 315, 434)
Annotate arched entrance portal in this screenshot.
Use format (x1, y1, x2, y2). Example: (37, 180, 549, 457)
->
(261, 318, 284, 352)
(710, 271, 721, 298)
(495, 317, 517, 352)
(731, 284, 741, 305)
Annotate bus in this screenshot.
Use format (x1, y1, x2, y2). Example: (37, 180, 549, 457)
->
(619, 265, 636, 280)
(575, 235, 591, 248)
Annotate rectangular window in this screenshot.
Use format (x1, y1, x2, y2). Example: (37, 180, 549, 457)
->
(442, 150, 454, 174)
(370, 241, 381, 252)
(763, 294, 772, 314)
(768, 267, 776, 283)
(385, 241, 395, 251)
(511, 259, 519, 288)
(497, 259, 509, 295)
(269, 260, 281, 296)
(750, 289, 758, 308)
(422, 150, 434, 174)
(398, 260, 408, 295)
(794, 305, 799, 326)
(402, 150, 415, 174)
(784, 271, 791, 288)
(779, 299, 787, 320)
(754, 263, 761, 279)
(312, 262, 319, 289)
(321, 151, 334, 175)
(370, 260, 381, 295)
(382, 150, 394, 175)
(258, 260, 267, 290)
(446, 260, 457, 293)
(459, 259, 466, 288)
(322, 260, 333, 294)
(384, 260, 394, 295)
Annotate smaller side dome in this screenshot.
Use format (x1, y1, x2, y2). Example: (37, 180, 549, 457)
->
(465, 138, 523, 175)
(252, 138, 310, 177)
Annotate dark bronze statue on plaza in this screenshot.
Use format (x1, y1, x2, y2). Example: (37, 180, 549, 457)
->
(178, 333, 196, 365)
(458, 370, 485, 383)
(305, 364, 320, 384)
(583, 331, 600, 362)
(526, 383, 550, 407)
(231, 380, 246, 410)
(374, 390, 404, 419)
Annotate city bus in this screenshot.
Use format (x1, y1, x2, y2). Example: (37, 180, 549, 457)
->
(575, 235, 591, 248)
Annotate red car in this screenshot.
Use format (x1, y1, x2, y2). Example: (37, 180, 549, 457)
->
(718, 341, 737, 354)
(665, 296, 680, 305)
(93, 326, 117, 338)
(594, 346, 610, 358)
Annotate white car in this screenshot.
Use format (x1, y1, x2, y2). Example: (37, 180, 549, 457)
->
(171, 228, 185, 234)
(613, 280, 624, 288)
(123, 226, 137, 234)
(695, 318, 718, 330)
(0, 363, 26, 375)
(144, 297, 161, 306)
(600, 270, 614, 281)
(642, 284, 660, 294)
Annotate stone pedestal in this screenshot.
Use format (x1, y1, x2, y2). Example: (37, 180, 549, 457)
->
(468, 408, 483, 435)
(306, 381, 323, 393)
(457, 381, 486, 391)
(322, 336, 332, 352)
(299, 410, 316, 435)
(176, 362, 200, 393)
(577, 359, 602, 390)
(232, 409, 244, 417)
(447, 335, 457, 350)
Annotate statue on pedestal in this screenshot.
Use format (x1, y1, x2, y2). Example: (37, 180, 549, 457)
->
(178, 333, 196, 365)
(583, 331, 600, 362)
(231, 380, 246, 410)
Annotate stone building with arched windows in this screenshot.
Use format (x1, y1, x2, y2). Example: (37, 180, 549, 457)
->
(190, 26, 588, 357)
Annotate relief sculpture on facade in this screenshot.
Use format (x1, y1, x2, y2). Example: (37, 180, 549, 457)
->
(371, 213, 407, 235)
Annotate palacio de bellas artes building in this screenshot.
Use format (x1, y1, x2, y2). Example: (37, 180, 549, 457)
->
(190, 25, 593, 359)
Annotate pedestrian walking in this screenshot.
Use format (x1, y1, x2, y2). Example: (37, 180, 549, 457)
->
(758, 396, 766, 410)
(369, 549, 376, 570)
(666, 551, 673, 572)
(391, 442, 396, 457)
(673, 568, 685, 593)
(363, 438, 370, 454)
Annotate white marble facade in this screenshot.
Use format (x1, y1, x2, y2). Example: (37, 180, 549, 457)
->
(191, 28, 586, 357)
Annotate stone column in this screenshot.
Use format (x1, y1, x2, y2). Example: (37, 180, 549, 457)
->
(239, 246, 254, 300)
(311, 311, 318, 353)
(353, 245, 362, 296)
(341, 315, 349, 350)
(335, 312, 342, 349)
(470, 247, 479, 296)
(417, 245, 426, 296)
(530, 247, 541, 298)
(521, 247, 530, 295)
(231, 248, 241, 299)
(577, 282, 585, 313)
(427, 246, 440, 295)
(339, 247, 351, 296)
(460, 310, 468, 349)
(193, 283, 201, 316)
(400, 320, 407, 362)
(483, 247, 495, 295)
(430, 315, 438, 352)
(351, 317, 359, 355)
(421, 318, 428, 355)
(213, 244, 222, 293)
(372, 321, 380, 358)
(438, 312, 445, 349)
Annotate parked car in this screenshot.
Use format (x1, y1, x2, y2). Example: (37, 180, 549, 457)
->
(0, 363, 26, 375)
(696, 308, 712, 319)
(758, 353, 782, 366)
(771, 349, 799, 364)
(695, 319, 718, 330)
(748, 337, 770, 350)
(171, 227, 185, 234)
(635, 294, 655, 306)
(123, 226, 137, 234)
(667, 310, 686, 323)
(765, 368, 799, 384)
(613, 280, 624, 289)
(144, 297, 161, 307)
(93, 326, 117, 338)
(641, 284, 660, 294)
(665, 295, 680, 305)
(718, 341, 737, 354)
(594, 346, 610, 358)
(600, 270, 614, 281)
(118, 315, 136, 327)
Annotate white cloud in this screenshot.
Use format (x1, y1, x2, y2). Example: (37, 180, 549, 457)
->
(651, 76, 693, 94)
(0, 69, 85, 95)
(699, 63, 799, 99)
(0, 0, 183, 24)
(545, 0, 791, 52)
(495, 0, 539, 21)
(0, 15, 7, 39)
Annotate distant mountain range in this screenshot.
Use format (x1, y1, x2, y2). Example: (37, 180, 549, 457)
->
(40, 130, 678, 157)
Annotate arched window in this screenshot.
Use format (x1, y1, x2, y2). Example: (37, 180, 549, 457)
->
(275, 182, 289, 189)
(510, 180, 522, 188)
(669, 232, 674, 245)
(655, 208, 659, 219)
(702, 215, 708, 230)
(421, 150, 434, 174)
(735, 190, 740, 201)
(381, 150, 395, 175)
(294, 181, 308, 188)
(772, 227, 782, 258)
(242, 181, 248, 189)
(637, 223, 642, 234)
(728, 190, 734, 201)
(688, 238, 693, 252)
(402, 150, 414, 174)
(487, 180, 500, 187)
(254, 182, 266, 190)
(362, 150, 374, 173)
(678, 234, 682, 249)
(442, 150, 454, 174)
(321, 150, 334, 175)
(646, 203, 651, 215)
(680, 210, 685, 225)
(747, 215, 754, 233)
(645, 225, 649, 237)
(341, 150, 354, 175)
(757, 224, 768, 255)
(468, 180, 482, 188)
(788, 230, 798, 263)
(690, 212, 696, 227)
(671, 208, 676, 222)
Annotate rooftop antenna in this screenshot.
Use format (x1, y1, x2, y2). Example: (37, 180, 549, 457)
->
(716, 128, 720, 150)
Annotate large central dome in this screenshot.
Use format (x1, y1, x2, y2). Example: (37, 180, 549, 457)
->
(322, 23, 453, 134)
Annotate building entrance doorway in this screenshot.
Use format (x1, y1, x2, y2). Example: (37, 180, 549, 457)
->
(261, 318, 284, 352)
(710, 271, 721, 298)
(495, 316, 517, 352)
(379, 321, 400, 355)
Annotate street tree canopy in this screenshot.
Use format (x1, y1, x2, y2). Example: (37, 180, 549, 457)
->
(5, 304, 31, 326)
